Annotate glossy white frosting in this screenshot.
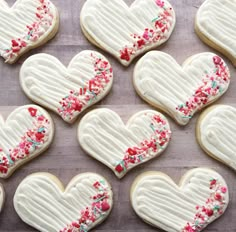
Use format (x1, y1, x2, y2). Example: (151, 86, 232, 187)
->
(78, 109, 171, 178)
(0, 105, 54, 178)
(80, 0, 176, 66)
(0, 0, 58, 63)
(14, 172, 113, 232)
(131, 168, 229, 232)
(199, 105, 236, 170)
(20, 51, 113, 123)
(133, 51, 230, 125)
(196, 0, 236, 65)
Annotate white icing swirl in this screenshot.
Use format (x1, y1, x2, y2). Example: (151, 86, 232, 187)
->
(199, 105, 236, 170)
(80, 0, 176, 66)
(78, 109, 171, 178)
(20, 51, 113, 123)
(133, 51, 230, 125)
(131, 168, 229, 232)
(14, 172, 113, 232)
(196, 0, 236, 65)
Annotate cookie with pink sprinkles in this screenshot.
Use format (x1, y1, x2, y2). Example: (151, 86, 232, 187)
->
(131, 168, 229, 232)
(14, 172, 113, 232)
(0, 0, 59, 64)
(80, 0, 176, 66)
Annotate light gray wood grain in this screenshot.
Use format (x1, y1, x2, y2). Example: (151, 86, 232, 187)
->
(0, 0, 235, 231)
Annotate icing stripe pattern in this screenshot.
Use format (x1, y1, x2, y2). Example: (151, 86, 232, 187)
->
(133, 52, 230, 125)
(199, 105, 236, 170)
(20, 51, 113, 123)
(14, 173, 113, 232)
(196, 0, 236, 64)
(78, 109, 171, 178)
(131, 168, 229, 232)
(0, 0, 58, 63)
(0, 105, 54, 178)
(80, 0, 176, 66)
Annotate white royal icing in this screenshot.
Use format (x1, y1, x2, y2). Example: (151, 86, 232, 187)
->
(196, 0, 236, 66)
(80, 0, 176, 66)
(20, 51, 113, 123)
(0, 0, 58, 63)
(14, 172, 113, 232)
(199, 105, 236, 170)
(131, 168, 229, 232)
(133, 51, 230, 125)
(0, 105, 54, 178)
(78, 109, 171, 178)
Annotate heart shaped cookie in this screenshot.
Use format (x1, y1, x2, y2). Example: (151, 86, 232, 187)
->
(196, 0, 236, 67)
(0, 184, 5, 213)
(0, 0, 59, 64)
(78, 109, 171, 178)
(131, 168, 229, 232)
(133, 52, 230, 126)
(14, 172, 113, 232)
(0, 105, 54, 178)
(80, 0, 176, 66)
(20, 51, 113, 123)
(197, 105, 236, 170)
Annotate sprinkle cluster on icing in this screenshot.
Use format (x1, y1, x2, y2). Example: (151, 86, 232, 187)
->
(1, 0, 54, 61)
(0, 107, 50, 174)
(58, 53, 113, 122)
(176, 56, 230, 119)
(120, 0, 174, 62)
(115, 114, 171, 174)
(183, 178, 228, 232)
(60, 180, 111, 232)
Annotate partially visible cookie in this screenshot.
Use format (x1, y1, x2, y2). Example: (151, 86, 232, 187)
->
(131, 168, 229, 232)
(133, 51, 230, 125)
(195, 0, 236, 67)
(0, 105, 54, 178)
(20, 51, 113, 123)
(0, 184, 5, 213)
(80, 0, 176, 66)
(78, 109, 171, 178)
(14, 172, 113, 232)
(0, 0, 59, 64)
(197, 105, 236, 170)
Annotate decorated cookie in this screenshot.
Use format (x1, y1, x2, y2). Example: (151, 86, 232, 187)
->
(78, 109, 171, 179)
(0, 184, 5, 212)
(133, 51, 230, 126)
(14, 172, 113, 232)
(20, 51, 113, 123)
(0, 105, 54, 178)
(131, 168, 229, 232)
(197, 105, 236, 170)
(80, 0, 176, 66)
(0, 0, 59, 64)
(196, 0, 236, 67)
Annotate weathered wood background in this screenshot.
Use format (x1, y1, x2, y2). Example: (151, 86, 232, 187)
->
(0, 0, 235, 231)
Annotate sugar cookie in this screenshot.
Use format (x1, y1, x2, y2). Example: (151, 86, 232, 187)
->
(197, 105, 236, 170)
(131, 168, 229, 232)
(78, 109, 171, 178)
(0, 105, 54, 178)
(133, 51, 230, 125)
(0, 0, 59, 64)
(14, 172, 113, 232)
(196, 0, 236, 67)
(20, 51, 113, 123)
(80, 0, 176, 66)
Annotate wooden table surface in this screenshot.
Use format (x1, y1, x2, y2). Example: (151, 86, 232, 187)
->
(0, 0, 235, 231)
